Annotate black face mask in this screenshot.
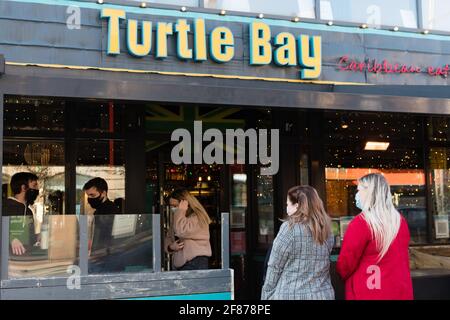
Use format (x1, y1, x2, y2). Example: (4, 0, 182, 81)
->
(88, 195, 104, 209)
(25, 188, 39, 205)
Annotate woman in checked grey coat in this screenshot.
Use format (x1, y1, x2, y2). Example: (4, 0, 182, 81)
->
(261, 185, 335, 300)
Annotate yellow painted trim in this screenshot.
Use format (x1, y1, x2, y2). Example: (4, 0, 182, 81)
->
(5, 61, 370, 86)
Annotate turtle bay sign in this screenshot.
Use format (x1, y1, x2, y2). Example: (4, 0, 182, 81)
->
(100, 8, 322, 80)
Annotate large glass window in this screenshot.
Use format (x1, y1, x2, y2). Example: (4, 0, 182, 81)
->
(324, 111, 426, 246)
(2, 140, 66, 218)
(88, 214, 153, 274)
(320, 0, 418, 28)
(76, 139, 126, 215)
(205, 0, 316, 18)
(254, 109, 275, 249)
(2, 96, 155, 279)
(421, 0, 450, 32)
(7, 215, 79, 279)
(256, 173, 274, 247)
(3, 96, 64, 132)
(76, 100, 126, 134)
(429, 147, 450, 244)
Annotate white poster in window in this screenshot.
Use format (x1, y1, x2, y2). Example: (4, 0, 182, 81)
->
(297, 0, 316, 19)
(435, 215, 449, 239)
(111, 215, 137, 239)
(400, 9, 418, 28)
(319, 0, 333, 20)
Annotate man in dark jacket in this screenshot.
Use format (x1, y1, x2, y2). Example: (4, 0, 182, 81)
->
(83, 177, 119, 216)
(83, 177, 120, 273)
(3, 172, 39, 217)
(2, 172, 40, 256)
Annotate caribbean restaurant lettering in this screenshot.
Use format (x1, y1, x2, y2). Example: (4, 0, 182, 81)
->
(100, 8, 322, 80)
(338, 56, 450, 77)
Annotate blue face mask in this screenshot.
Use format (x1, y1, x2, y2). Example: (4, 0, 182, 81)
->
(355, 192, 363, 210)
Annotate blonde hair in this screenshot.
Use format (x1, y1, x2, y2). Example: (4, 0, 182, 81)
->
(285, 185, 332, 245)
(169, 189, 211, 227)
(357, 173, 401, 262)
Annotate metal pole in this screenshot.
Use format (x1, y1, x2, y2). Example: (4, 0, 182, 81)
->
(79, 215, 89, 275)
(0, 92, 5, 287)
(221, 212, 230, 270)
(315, 0, 321, 20)
(152, 214, 161, 272)
(416, 0, 424, 30)
(1, 217, 9, 281)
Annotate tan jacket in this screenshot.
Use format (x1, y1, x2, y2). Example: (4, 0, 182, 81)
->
(164, 210, 212, 269)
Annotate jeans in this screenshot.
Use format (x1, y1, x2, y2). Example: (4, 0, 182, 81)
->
(177, 256, 209, 271)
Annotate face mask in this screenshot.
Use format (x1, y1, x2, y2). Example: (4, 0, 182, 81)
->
(170, 207, 178, 214)
(355, 192, 363, 210)
(26, 188, 39, 205)
(287, 203, 298, 216)
(88, 195, 104, 209)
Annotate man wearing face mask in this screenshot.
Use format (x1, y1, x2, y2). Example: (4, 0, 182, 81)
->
(2, 172, 40, 256)
(83, 177, 120, 273)
(83, 177, 118, 215)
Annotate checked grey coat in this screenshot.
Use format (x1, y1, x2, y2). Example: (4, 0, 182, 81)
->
(261, 221, 335, 300)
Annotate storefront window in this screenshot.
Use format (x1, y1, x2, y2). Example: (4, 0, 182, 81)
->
(429, 147, 450, 244)
(299, 152, 309, 185)
(88, 214, 153, 274)
(426, 116, 450, 142)
(76, 139, 126, 215)
(76, 101, 126, 134)
(256, 173, 274, 247)
(2, 140, 66, 219)
(5, 213, 154, 278)
(231, 165, 247, 230)
(7, 215, 79, 279)
(3, 96, 65, 132)
(324, 111, 426, 246)
(205, 0, 316, 18)
(326, 167, 427, 246)
(320, 0, 418, 28)
(1, 95, 157, 279)
(421, 0, 450, 32)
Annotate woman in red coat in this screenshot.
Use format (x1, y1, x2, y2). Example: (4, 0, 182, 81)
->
(336, 173, 413, 300)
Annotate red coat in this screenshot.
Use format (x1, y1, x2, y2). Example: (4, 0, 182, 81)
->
(336, 213, 413, 300)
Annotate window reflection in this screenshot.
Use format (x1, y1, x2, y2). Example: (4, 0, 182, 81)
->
(257, 173, 274, 247)
(8, 215, 79, 279)
(2, 140, 66, 223)
(320, 0, 417, 28)
(324, 111, 426, 246)
(326, 168, 427, 245)
(421, 0, 450, 32)
(88, 214, 153, 274)
(76, 139, 126, 215)
(4, 96, 64, 132)
(429, 147, 450, 243)
(205, 0, 316, 18)
(76, 101, 126, 134)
